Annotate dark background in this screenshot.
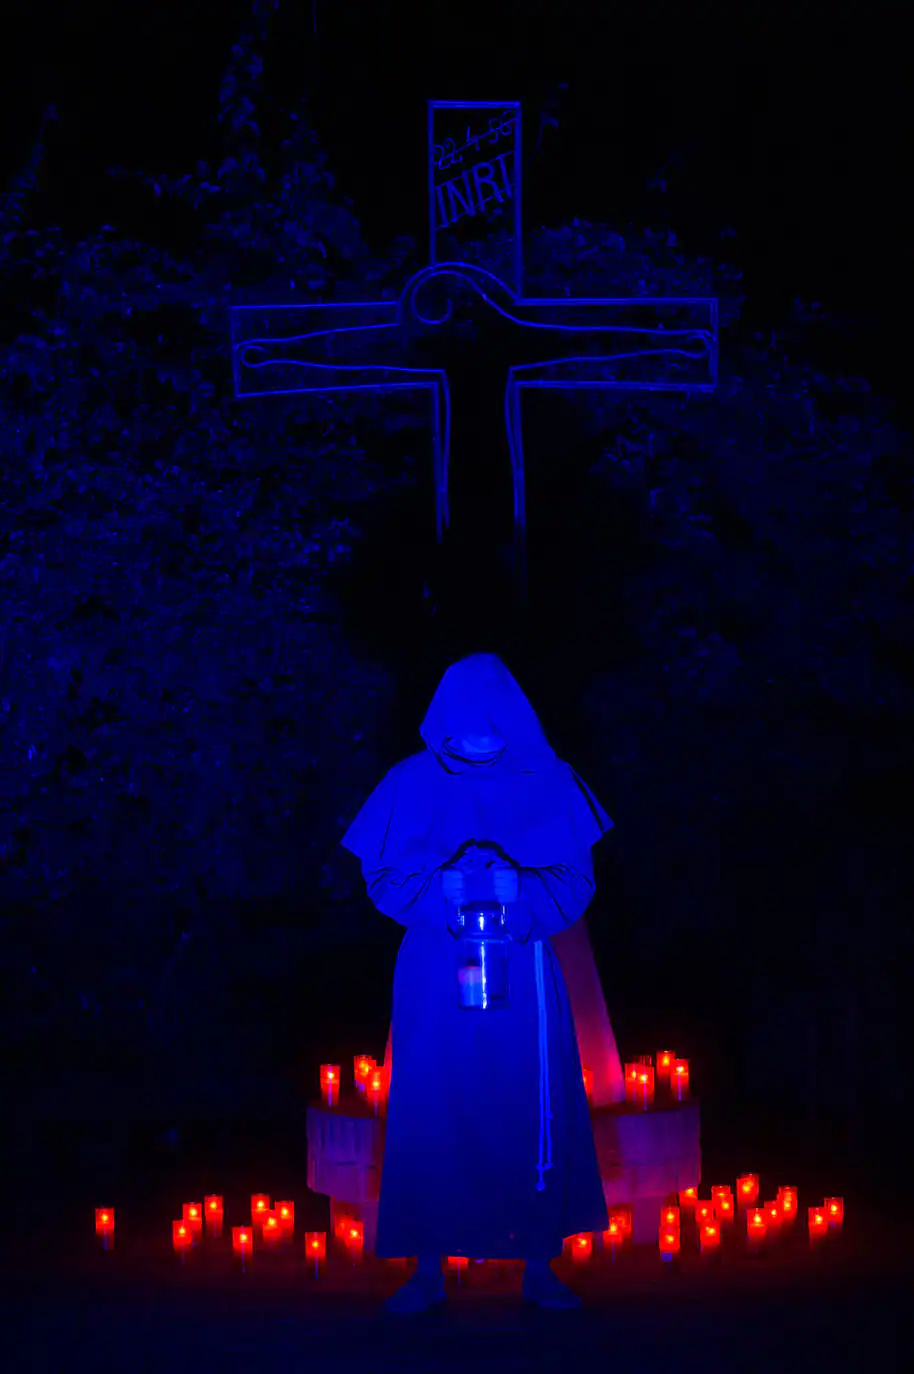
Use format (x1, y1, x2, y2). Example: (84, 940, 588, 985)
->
(2, 0, 911, 1229)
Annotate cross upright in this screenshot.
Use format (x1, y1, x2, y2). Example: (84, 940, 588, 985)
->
(231, 100, 718, 609)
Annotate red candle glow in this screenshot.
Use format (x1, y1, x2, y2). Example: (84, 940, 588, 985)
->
(276, 1201, 295, 1232)
(763, 1199, 782, 1232)
(678, 1187, 698, 1212)
(661, 1205, 681, 1231)
(746, 1208, 767, 1246)
(671, 1059, 690, 1100)
(204, 1195, 224, 1234)
(367, 1067, 387, 1115)
(777, 1187, 798, 1223)
(172, 1219, 193, 1254)
(824, 1197, 844, 1228)
(695, 1200, 714, 1227)
(659, 1227, 681, 1259)
(582, 1067, 594, 1102)
(736, 1174, 759, 1206)
(94, 1207, 115, 1238)
(305, 1231, 327, 1267)
(603, 1220, 623, 1257)
(344, 1220, 365, 1264)
(808, 1207, 829, 1239)
(624, 1063, 641, 1103)
(261, 1211, 283, 1247)
(635, 1065, 655, 1109)
(251, 1193, 271, 1225)
(333, 1210, 354, 1241)
(711, 1187, 734, 1223)
(320, 1063, 340, 1107)
(609, 1207, 632, 1237)
(700, 1222, 721, 1253)
(656, 1050, 676, 1084)
(232, 1225, 253, 1258)
(182, 1201, 203, 1234)
(354, 1054, 375, 1088)
(567, 1233, 593, 1263)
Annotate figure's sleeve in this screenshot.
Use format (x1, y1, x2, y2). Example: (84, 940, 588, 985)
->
(510, 848, 597, 943)
(361, 859, 449, 929)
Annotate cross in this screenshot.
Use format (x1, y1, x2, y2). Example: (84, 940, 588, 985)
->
(231, 100, 718, 611)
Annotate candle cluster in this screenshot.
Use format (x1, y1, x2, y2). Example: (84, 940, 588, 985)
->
(622, 1050, 690, 1108)
(319, 1054, 388, 1113)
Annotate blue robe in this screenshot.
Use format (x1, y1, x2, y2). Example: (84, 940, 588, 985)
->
(341, 653, 611, 1259)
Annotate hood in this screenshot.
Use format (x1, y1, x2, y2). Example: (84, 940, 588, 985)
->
(419, 653, 557, 773)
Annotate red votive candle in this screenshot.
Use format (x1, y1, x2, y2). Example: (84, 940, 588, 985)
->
(261, 1211, 283, 1247)
(251, 1193, 271, 1226)
(582, 1067, 594, 1102)
(808, 1206, 829, 1240)
(746, 1208, 767, 1247)
(763, 1200, 782, 1235)
(95, 1207, 115, 1240)
(305, 1231, 327, 1270)
(656, 1050, 676, 1085)
(711, 1187, 734, 1224)
(737, 1174, 759, 1207)
(635, 1065, 655, 1109)
(320, 1064, 340, 1107)
(333, 1210, 354, 1241)
(182, 1202, 203, 1235)
(671, 1059, 690, 1100)
(276, 1201, 295, 1233)
(659, 1227, 681, 1260)
(609, 1207, 632, 1237)
(624, 1063, 641, 1103)
(344, 1220, 364, 1264)
(354, 1054, 375, 1090)
(232, 1225, 254, 1260)
(567, 1233, 593, 1263)
(367, 1068, 386, 1116)
(695, 1199, 715, 1227)
(777, 1186, 798, 1224)
(824, 1198, 844, 1228)
(700, 1222, 721, 1253)
(172, 1219, 193, 1256)
(678, 1187, 698, 1213)
(204, 1195, 224, 1235)
(661, 1205, 681, 1231)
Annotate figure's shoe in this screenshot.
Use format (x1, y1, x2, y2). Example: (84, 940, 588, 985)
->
(522, 1265, 582, 1308)
(384, 1270, 447, 1314)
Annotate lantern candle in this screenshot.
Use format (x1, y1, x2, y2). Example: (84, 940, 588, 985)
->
(700, 1222, 721, 1254)
(305, 1231, 327, 1273)
(656, 1050, 675, 1084)
(353, 1054, 375, 1092)
(251, 1193, 271, 1226)
(182, 1202, 203, 1236)
(746, 1208, 767, 1247)
(635, 1065, 655, 1109)
(824, 1198, 844, 1229)
(603, 1219, 622, 1261)
(367, 1068, 386, 1116)
(582, 1067, 594, 1102)
(232, 1226, 254, 1262)
(94, 1208, 115, 1249)
(777, 1187, 798, 1224)
(204, 1195, 224, 1237)
(567, 1233, 592, 1264)
(172, 1220, 193, 1258)
(661, 1205, 681, 1231)
(678, 1187, 698, 1213)
(695, 1200, 715, 1228)
(808, 1207, 829, 1240)
(624, 1063, 641, 1104)
(671, 1058, 690, 1100)
(320, 1064, 340, 1108)
(261, 1211, 283, 1247)
(345, 1220, 364, 1265)
(659, 1227, 681, 1260)
(736, 1174, 760, 1207)
(276, 1201, 295, 1233)
(763, 1199, 782, 1233)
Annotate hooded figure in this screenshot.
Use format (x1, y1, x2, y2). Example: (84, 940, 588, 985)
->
(341, 653, 619, 1307)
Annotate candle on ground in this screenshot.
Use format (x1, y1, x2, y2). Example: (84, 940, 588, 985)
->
(635, 1065, 655, 1109)
(700, 1223, 721, 1253)
(345, 1220, 364, 1264)
(354, 1054, 375, 1091)
(777, 1186, 798, 1223)
(276, 1201, 295, 1233)
(172, 1220, 193, 1257)
(711, 1187, 734, 1223)
(94, 1208, 115, 1249)
(824, 1198, 844, 1229)
(808, 1207, 829, 1240)
(182, 1202, 203, 1236)
(695, 1200, 714, 1228)
(251, 1194, 271, 1226)
(678, 1187, 698, 1213)
(368, 1068, 386, 1116)
(232, 1225, 254, 1262)
(624, 1063, 641, 1104)
(661, 1205, 681, 1231)
(656, 1050, 676, 1085)
(261, 1211, 283, 1247)
(659, 1227, 681, 1259)
(747, 1208, 767, 1247)
(763, 1200, 782, 1233)
(736, 1174, 759, 1206)
(671, 1058, 690, 1100)
(204, 1195, 224, 1237)
(567, 1233, 592, 1264)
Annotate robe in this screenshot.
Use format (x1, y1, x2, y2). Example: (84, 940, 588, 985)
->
(341, 653, 615, 1259)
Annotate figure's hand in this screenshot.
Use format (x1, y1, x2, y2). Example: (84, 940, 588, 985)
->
(441, 867, 466, 905)
(492, 864, 519, 904)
